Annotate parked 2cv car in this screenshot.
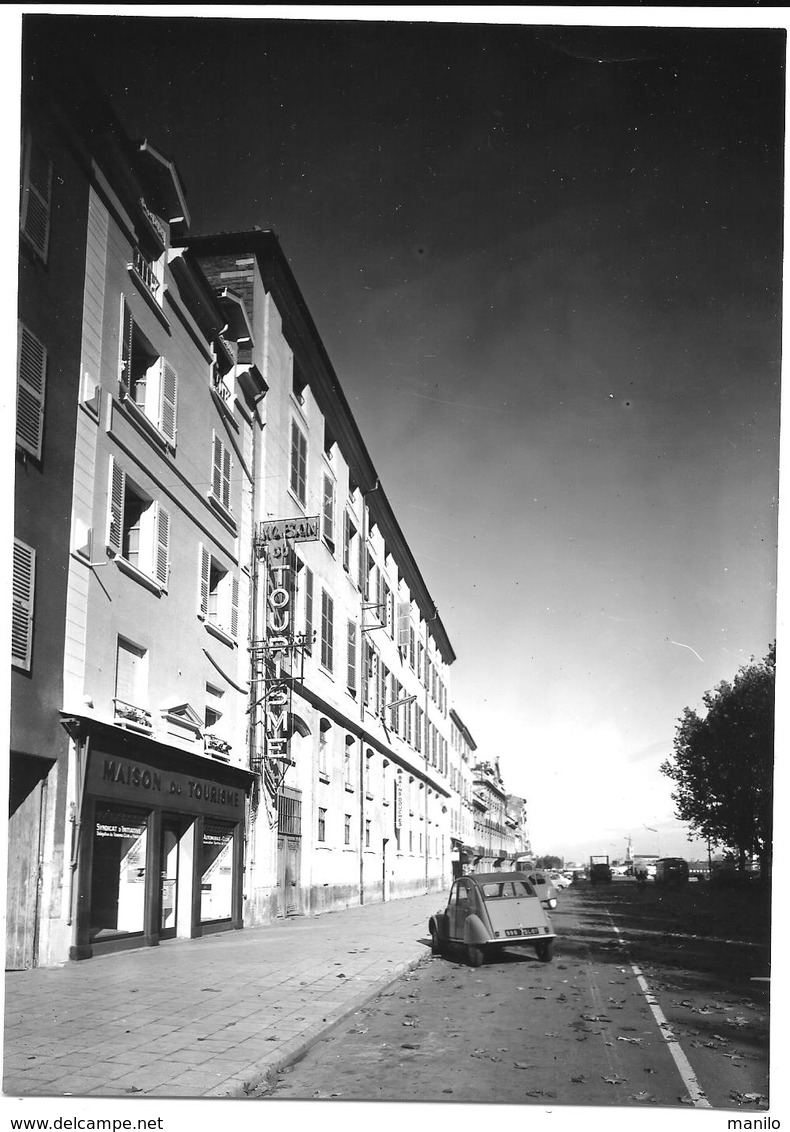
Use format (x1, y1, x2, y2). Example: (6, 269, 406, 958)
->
(429, 872, 556, 967)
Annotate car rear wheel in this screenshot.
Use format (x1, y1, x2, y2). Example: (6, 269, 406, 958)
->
(536, 939, 555, 963)
(466, 944, 485, 967)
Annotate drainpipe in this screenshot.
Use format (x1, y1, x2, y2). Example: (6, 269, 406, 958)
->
(66, 726, 91, 930)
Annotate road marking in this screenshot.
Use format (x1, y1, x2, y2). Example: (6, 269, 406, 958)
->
(609, 921, 712, 1109)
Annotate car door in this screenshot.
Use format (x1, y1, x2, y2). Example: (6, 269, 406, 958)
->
(449, 878, 472, 940)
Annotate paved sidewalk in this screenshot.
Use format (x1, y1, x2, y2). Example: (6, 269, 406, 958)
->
(3, 891, 446, 1099)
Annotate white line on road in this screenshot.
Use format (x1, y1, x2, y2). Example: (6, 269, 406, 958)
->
(609, 920, 712, 1109)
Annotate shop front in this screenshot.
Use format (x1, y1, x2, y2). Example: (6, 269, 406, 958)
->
(68, 721, 253, 960)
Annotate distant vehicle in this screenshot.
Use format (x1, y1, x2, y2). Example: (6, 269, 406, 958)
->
(429, 872, 556, 967)
(654, 858, 689, 885)
(521, 870, 559, 909)
(550, 871, 572, 889)
(589, 855, 612, 884)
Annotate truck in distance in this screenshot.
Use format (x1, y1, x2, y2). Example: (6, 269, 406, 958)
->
(589, 855, 612, 884)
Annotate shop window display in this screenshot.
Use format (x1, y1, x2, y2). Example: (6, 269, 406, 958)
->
(200, 820, 234, 922)
(89, 805, 149, 939)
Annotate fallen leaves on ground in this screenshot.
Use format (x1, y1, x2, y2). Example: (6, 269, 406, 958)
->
(602, 1074, 628, 1085)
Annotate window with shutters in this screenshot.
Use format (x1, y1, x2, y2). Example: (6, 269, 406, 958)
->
(198, 545, 239, 643)
(317, 807, 327, 843)
(346, 619, 357, 694)
(320, 589, 334, 672)
(106, 456, 171, 592)
(16, 323, 46, 461)
(397, 602, 410, 654)
(118, 298, 178, 447)
(12, 540, 35, 671)
(20, 130, 52, 262)
(380, 577, 393, 637)
(390, 676, 399, 734)
(114, 637, 151, 729)
(343, 511, 357, 574)
(209, 432, 233, 518)
(290, 419, 307, 506)
(363, 640, 376, 707)
(322, 474, 335, 552)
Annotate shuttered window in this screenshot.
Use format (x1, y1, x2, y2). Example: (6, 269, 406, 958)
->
(12, 540, 35, 671)
(320, 589, 334, 672)
(198, 544, 239, 638)
(290, 420, 307, 505)
(322, 474, 335, 550)
(119, 298, 178, 445)
(16, 323, 46, 460)
(211, 432, 232, 512)
(303, 566, 314, 654)
(346, 619, 357, 693)
(106, 456, 170, 589)
(21, 131, 52, 262)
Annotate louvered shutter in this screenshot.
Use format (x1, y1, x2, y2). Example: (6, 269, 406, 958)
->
(222, 444, 232, 509)
(153, 502, 171, 588)
(106, 456, 125, 555)
(230, 575, 239, 638)
(12, 540, 35, 670)
(119, 297, 133, 394)
(397, 602, 410, 652)
(304, 566, 313, 653)
(159, 360, 178, 445)
(209, 430, 221, 498)
(21, 134, 52, 261)
(347, 620, 357, 691)
(199, 545, 210, 617)
(16, 324, 46, 460)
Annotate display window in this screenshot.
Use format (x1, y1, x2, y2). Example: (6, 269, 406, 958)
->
(89, 804, 150, 940)
(200, 820, 235, 922)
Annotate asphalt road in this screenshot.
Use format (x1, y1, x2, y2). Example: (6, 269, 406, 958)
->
(257, 880, 770, 1109)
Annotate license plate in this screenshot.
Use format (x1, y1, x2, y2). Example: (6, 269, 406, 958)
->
(505, 927, 538, 937)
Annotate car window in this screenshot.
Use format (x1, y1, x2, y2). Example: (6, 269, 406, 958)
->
(481, 880, 535, 899)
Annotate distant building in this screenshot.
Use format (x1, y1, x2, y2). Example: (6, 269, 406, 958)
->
(449, 709, 476, 875)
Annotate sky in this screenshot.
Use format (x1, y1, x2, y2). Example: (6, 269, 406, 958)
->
(7, 8, 785, 865)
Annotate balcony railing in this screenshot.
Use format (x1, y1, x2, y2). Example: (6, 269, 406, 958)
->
(113, 699, 153, 731)
(132, 248, 161, 297)
(205, 733, 232, 760)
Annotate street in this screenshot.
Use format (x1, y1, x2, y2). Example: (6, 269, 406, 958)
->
(258, 879, 770, 1107)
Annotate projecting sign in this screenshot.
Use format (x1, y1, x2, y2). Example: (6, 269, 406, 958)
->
(258, 517, 320, 543)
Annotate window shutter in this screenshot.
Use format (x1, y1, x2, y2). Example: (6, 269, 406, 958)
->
(106, 456, 125, 555)
(222, 444, 232, 510)
(347, 620, 357, 691)
(153, 502, 171, 588)
(199, 545, 210, 617)
(212, 432, 223, 498)
(21, 134, 52, 261)
(12, 540, 35, 670)
(322, 475, 334, 546)
(304, 566, 313, 652)
(230, 574, 240, 638)
(16, 323, 47, 460)
(397, 602, 410, 652)
(159, 360, 178, 445)
(119, 297, 133, 394)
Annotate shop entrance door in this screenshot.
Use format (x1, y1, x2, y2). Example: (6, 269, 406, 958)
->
(160, 815, 188, 939)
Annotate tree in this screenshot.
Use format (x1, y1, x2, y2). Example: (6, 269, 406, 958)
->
(660, 643, 775, 877)
(535, 855, 563, 870)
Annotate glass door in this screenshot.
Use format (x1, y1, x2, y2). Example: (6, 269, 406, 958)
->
(160, 815, 186, 939)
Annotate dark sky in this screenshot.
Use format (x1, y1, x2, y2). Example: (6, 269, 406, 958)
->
(13, 11, 785, 860)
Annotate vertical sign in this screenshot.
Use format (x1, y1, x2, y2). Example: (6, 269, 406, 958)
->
(257, 518, 319, 799)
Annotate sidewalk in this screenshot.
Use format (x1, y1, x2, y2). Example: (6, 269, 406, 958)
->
(3, 891, 445, 1099)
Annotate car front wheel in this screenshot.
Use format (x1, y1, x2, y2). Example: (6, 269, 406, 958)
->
(466, 943, 485, 967)
(430, 927, 442, 955)
(536, 939, 555, 963)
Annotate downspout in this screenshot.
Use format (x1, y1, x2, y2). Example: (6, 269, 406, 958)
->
(66, 728, 91, 930)
(358, 479, 381, 905)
